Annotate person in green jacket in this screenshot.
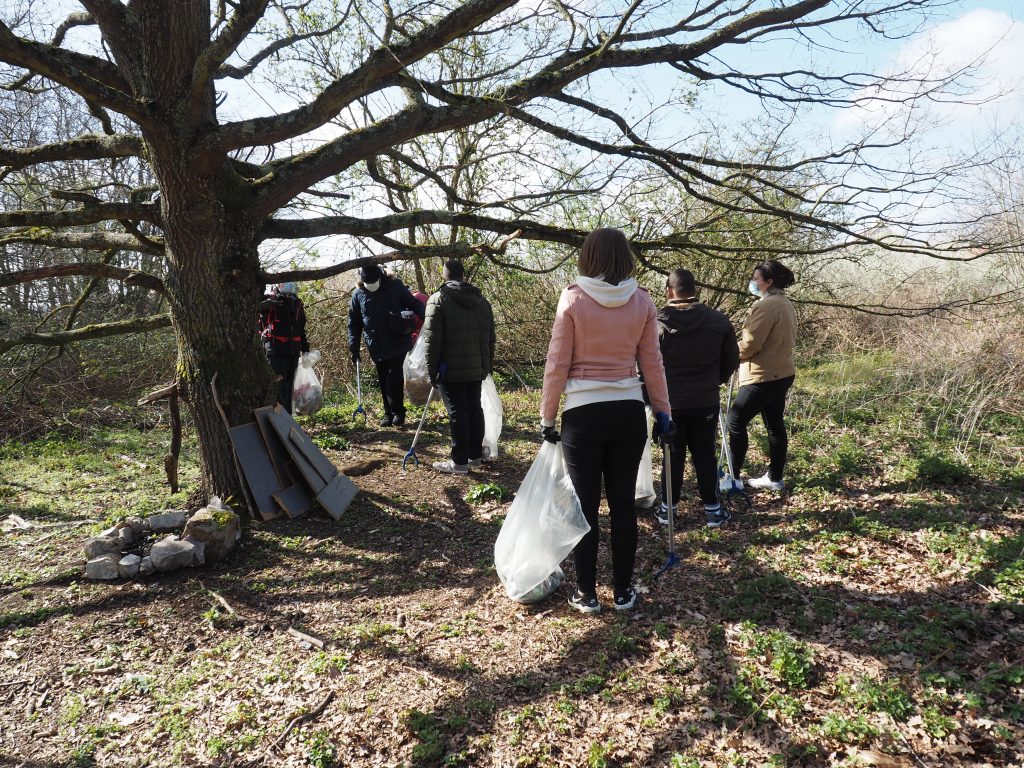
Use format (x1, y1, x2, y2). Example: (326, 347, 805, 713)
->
(728, 260, 798, 491)
(421, 260, 497, 474)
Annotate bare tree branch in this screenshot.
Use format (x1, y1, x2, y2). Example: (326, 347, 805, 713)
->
(0, 262, 166, 295)
(0, 314, 171, 356)
(0, 133, 144, 169)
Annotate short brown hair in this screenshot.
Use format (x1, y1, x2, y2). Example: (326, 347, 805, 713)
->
(667, 268, 696, 296)
(578, 228, 635, 285)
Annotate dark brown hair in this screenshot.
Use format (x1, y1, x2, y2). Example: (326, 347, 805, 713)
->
(578, 228, 635, 285)
(755, 260, 795, 290)
(443, 259, 465, 281)
(667, 268, 696, 296)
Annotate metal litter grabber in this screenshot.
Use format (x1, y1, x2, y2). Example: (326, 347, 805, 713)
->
(718, 373, 752, 512)
(352, 360, 366, 423)
(402, 386, 436, 469)
(654, 436, 681, 580)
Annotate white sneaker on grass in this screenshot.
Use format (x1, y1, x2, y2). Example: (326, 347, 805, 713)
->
(746, 473, 784, 491)
(432, 460, 469, 475)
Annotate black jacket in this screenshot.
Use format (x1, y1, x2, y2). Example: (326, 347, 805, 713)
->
(658, 299, 739, 409)
(422, 281, 495, 383)
(260, 291, 308, 356)
(348, 276, 425, 363)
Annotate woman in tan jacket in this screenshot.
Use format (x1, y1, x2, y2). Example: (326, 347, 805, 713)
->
(727, 260, 797, 493)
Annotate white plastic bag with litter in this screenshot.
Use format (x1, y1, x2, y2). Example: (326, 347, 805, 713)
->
(494, 441, 590, 603)
(404, 334, 431, 406)
(481, 376, 503, 460)
(292, 350, 323, 415)
(635, 406, 656, 508)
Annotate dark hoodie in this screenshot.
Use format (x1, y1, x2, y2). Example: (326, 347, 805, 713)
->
(658, 298, 739, 409)
(348, 275, 425, 362)
(422, 281, 496, 383)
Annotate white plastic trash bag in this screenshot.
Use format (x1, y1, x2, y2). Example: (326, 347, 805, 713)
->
(292, 350, 323, 415)
(635, 406, 656, 508)
(404, 334, 431, 406)
(481, 376, 503, 460)
(494, 441, 590, 603)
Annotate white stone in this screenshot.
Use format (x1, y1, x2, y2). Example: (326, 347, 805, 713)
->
(150, 536, 197, 572)
(147, 511, 188, 532)
(117, 527, 134, 546)
(85, 555, 120, 580)
(117, 554, 141, 578)
(139, 556, 155, 576)
(83, 536, 122, 560)
(182, 508, 240, 561)
(125, 517, 145, 534)
(183, 536, 206, 566)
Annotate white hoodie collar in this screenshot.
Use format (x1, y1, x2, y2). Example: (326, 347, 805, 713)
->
(576, 275, 638, 308)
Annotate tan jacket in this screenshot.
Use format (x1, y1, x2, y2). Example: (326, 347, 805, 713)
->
(738, 289, 797, 385)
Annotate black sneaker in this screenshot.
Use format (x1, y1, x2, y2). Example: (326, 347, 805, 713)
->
(706, 507, 733, 529)
(567, 589, 601, 614)
(613, 587, 637, 611)
(392, 415, 406, 429)
(379, 415, 394, 427)
(655, 502, 673, 526)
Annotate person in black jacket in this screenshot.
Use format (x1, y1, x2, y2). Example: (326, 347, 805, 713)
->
(657, 268, 740, 529)
(260, 282, 309, 413)
(348, 264, 425, 427)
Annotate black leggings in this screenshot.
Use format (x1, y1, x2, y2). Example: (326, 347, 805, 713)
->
(268, 353, 299, 413)
(561, 400, 646, 594)
(727, 375, 794, 482)
(374, 354, 407, 420)
(438, 380, 484, 465)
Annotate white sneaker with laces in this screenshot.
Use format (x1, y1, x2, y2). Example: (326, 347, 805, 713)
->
(746, 473, 784, 491)
(432, 460, 469, 475)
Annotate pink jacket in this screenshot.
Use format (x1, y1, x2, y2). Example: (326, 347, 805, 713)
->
(541, 284, 671, 423)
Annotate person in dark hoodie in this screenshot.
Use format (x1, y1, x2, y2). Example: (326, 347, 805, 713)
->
(421, 259, 496, 474)
(657, 268, 740, 529)
(260, 281, 310, 413)
(348, 264, 426, 427)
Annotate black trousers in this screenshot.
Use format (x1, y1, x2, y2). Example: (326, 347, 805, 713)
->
(374, 355, 407, 420)
(268, 353, 299, 413)
(561, 400, 646, 594)
(438, 380, 484, 465)
(662, 405, 720, 508)
(727, 375, 795, 482)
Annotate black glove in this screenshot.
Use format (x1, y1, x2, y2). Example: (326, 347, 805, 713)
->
(541, 425, 561, 444)
(350, 349, 360, 364)
(301, 342, 310, 354)
(653, 412, 677, 443)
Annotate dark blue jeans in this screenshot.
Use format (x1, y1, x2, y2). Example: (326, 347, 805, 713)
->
(662, 405, 720, 508)
(439, 380, 484, 465)
(727, 375, 794, 482)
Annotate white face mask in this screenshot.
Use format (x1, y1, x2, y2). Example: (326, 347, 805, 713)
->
(364, 280, 381, 293)
(748, 279, 762, 297)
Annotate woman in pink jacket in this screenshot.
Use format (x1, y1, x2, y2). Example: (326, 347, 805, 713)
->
(541, 228, 673, 613)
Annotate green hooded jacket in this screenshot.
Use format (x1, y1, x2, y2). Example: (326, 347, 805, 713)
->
(422, 281, 496, 383)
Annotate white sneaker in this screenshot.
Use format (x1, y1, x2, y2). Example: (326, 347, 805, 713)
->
(746, 473, 784, 491)
(432, 460, 469, 475)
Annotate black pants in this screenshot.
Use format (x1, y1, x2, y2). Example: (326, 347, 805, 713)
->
(727, 375, 794, 482)
(662, 405, 720, 508)
(561, 400, 646, 594)
(438, 380, 484, 465)
(374, 354, 407, 421)
(268, 354, 299, 413)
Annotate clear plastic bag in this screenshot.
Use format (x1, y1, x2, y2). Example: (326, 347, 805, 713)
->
(481, 375, 503, 460)
(403, 334, 431, 406)
(292, 350, 323, 415)
(635, 406, 656, 508)
(494, 441, 590, 603)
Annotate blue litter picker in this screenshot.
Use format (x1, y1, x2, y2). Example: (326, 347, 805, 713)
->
(402, 386, 437, 469)
(654, 435, 681, 580)
(352, 360, 366, 423)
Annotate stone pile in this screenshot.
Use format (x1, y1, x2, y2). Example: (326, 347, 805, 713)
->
(83, 502, 240, 580)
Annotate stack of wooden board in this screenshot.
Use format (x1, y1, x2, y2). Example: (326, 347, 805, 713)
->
(227, 404, 358, 521)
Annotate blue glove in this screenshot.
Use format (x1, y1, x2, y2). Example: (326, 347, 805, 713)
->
(653, 412, 676, 443)
(541, 425, 561, 444)
(430, 362, 448, 386)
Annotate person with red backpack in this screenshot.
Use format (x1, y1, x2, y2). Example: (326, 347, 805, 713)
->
(259, 282, 309, 413)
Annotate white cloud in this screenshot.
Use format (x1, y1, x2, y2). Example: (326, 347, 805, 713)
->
(833, 8, 1024, 135)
